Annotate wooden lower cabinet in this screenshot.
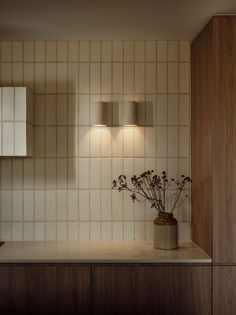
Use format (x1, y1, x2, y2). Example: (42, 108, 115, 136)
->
(0, 264, 211, 315)
(92, 265, 211, 315)
(213, 265, 236, 315)
(0, 264, 91, 315)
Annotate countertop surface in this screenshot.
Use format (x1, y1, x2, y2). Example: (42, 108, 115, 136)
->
(0, 241, 211, 263)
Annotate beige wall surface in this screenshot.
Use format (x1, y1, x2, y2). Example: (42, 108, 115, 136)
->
(0, 40, 190, 241)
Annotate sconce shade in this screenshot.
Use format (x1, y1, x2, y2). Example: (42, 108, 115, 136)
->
(120, 101, 138, 126)
(91, 101, 109, 126)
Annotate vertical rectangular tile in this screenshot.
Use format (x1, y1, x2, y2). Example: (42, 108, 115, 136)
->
(35, 41, 45, 62)
(68, 41, 78, 62)
(35, 190, 45, 220)
(90, 63, 100, 93)
(135, 63, 145, 93)
(168, 63, 178, 93)
(168, 126, 178, 157)
(124, 63, 134, 94)
(2, 41, 12, 61)
(91, 41, 101, 61)
(68, 190, 78, 220)
(135, 41, 145, 61)
(57, 41, 67, 62)
(35, 63, 45, 93)
(79, 63, 89, 93)
(46, 63, 56, 93)
(24, 41, 34, 62)
(3, 87, 14, 121)
(12, 41, 23, 61)
(68, 62, 78, 93)
(157, 63, 167, 93)
(79, 190, 90, 220)
(113, 41, 123, 62)
(90, 158, 100, 189)
(101, 190, 112, 221)
(101, 158, 111, 189)
(157, 41, 167, 61)
(46, 190, 56, 220)
(101, 63, 111, 94)
(46, 41, 56, 61)
(102, 41, 112, 62)
(79, 42, 90, 61)
(146, 41, 156, 62)
(57, 63, 67, 93)
(90, 190, 101, 221)
(3, 122, 14, 155)
(179, 63, 190, 93)
(146, 63, 156, 93)
(124, 41, 134, 61)
(45, 94, 57, 125)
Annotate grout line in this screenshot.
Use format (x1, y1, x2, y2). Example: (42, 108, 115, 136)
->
(65, 41, 69, 241)
(111, 41, 114, 240)
(121, 40, 125, 240)
(88, 41, 91, 240)
(99, 41, 102, 240)
(43, 41, 47, 240)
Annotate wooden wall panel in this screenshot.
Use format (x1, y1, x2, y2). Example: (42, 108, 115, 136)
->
(191, 16, 236, 263)
(213, 266, 236, 315)
(212, 17, 236, 263)
(191, 20, 213, 256)
(92, 265, 211, 315)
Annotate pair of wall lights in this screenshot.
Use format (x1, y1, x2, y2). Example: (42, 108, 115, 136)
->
(91, 101, 140, 127)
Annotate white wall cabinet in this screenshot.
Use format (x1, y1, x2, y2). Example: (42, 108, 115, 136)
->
(0, 87, 34, 156)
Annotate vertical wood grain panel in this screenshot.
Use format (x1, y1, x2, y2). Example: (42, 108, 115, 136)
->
(191, 16, 236, 263)
(0, 265, 91, 315)
(191, 20, 213, 256)
(213, 265, 236, 315)
(212, 17, 236, 263)
(92, 265, 211, 315)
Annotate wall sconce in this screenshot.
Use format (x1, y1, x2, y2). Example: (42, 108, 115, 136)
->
(90, 101, 111, 126)
(119, 101, 138, 126)
(90, 100, 152, 127)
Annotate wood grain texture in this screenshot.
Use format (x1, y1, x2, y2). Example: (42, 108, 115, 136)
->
(191, 19, 213, 256)
(92, 265, 211, 315)
(213, 265, 236, 315)
(212, 17, 236, 263)
(0, 264, 91, 315)
(191, 16, 236, 262)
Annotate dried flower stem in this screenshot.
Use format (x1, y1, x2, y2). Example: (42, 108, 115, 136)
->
(112, 171, 192, 215)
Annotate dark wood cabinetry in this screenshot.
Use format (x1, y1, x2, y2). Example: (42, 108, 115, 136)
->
(0, 264, 91, 315)
(92, 265, 211, 315)
(191, 16, 236, 263)
(191, 15, 236, 315)
(213, 266, 236, 315)
(0, 263, 211, 315)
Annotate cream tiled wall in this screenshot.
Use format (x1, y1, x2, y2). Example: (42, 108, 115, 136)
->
(0, 40, 190, 241)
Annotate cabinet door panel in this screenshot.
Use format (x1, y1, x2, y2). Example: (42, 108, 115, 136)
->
(92, 265, 211, 315)
(0, 265, 91, 315)
(213, 266, 236, 315)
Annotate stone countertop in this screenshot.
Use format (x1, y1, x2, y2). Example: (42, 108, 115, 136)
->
(0, 240, 211, 263)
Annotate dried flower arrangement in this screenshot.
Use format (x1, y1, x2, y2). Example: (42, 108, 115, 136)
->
(112, 170, 192, 214)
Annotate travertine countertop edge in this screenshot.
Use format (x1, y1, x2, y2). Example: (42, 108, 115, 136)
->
(0, 240, 212, 263)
